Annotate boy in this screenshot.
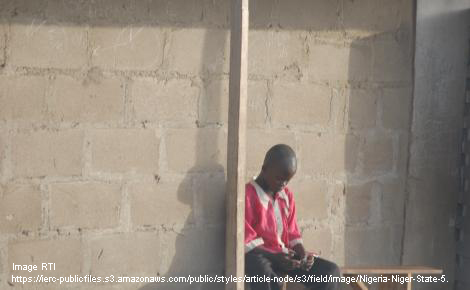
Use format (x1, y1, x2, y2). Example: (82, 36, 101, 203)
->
(245, 144, 340, 290)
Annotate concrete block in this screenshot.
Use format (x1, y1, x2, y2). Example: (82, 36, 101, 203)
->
(193, 173, 226, 225)
(308, 41, 371, 82)
(90, 129, 159, 174)
(49, 182, 121, 229)
(345, 182, 376, 224)
(199, 79, 268, 126)
(199, 79, 228, 125)
(166, 28, 229, 75)
(332, 89, 348, 132)
(288, 179, 328, 220)
(279, 0, 339, 30)
(246, 129, 296, 172)
(381, 87, 412, 130)
(131, 78, 199, 124)
(148, 0, 204, 25)
(348, 88, 378, 130)
(249, 30, 305, 78)
(406, 178, 455, 224)
(165, 128, 226, 173)
(0, 24, 5, 66)
(301, 228, 333, 257)
(299, 133, 359, 174)
(397, 132, 409, 173)
(381, 179, 406, 224)
(203, 0, 229, 27)
(0, 183, 41, 234)
(343, 0, 403, 33)
(372, 37, 412, 82)
(272, 82, 331, 127)
(330, 183, 346, 217)
(90, 233, 160, 277)
(361, 134, 394, 175)
(249, 0, 278, 29)
(12, 130, 83, 177)
(0, 132, 4, 177)
(45, 0, 92, 23)
(398, 0, 414, 29)
(10, 24, 87, 69)
(48, 75, 124, 123)
(129, 179, 193, 227)
(0, 1, 45, 19)
(8, 239, 82, 278)
(160, 227, 224, 276)
(85, 0, 148, 24)
(0, 75, 48, 122)
(345, 226, 400, 265)
(248, 81, 269, 127)
(90, 26, 165, 70)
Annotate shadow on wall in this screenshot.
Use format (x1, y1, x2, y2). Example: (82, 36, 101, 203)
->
(0, 0, 387, 30)
(339, 22, 414, 290)
(344, 6, 470, 290)
(401, 7, 470, 290)
(139, 17, 228, 290)
(344, 29, 413, 268)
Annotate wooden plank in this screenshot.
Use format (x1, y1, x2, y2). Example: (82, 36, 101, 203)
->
(340, 266, 443, 275)
(343, 275, 369, 290)
(225, 0, 249, 290)
(377, 281, 405, 290)
(355, 281, 370, 290)
(378, 275, 407, 290)
(407, 273, 412, 290)
(343, 273, 417, 290)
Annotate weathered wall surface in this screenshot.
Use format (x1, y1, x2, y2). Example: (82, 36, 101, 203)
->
(456, 49, 470, 290)
(0, 1, 414, 290)
(403, 1, 470, 290)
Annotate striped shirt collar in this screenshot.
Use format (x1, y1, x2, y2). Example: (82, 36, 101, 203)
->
(250, 177, 288, 209)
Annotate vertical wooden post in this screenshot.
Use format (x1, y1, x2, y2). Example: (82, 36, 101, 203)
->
(225, 0, 249, 290)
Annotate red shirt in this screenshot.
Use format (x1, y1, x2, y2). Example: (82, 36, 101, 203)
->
(245, 179, 303, 254)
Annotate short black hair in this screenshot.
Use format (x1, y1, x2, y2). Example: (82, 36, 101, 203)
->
(263, 144, 297, 172)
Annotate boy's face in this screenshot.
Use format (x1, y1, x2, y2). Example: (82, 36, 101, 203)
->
(262, 161, 296, 193)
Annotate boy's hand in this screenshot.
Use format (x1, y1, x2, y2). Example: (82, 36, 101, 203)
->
(287, 249, 296, 258)
(271, 252, 301, 271)
(292, 243, 306, 260)
(302, 252, 319, 271)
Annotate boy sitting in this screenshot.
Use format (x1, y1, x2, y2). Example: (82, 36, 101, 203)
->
(245, 144, 340, 290)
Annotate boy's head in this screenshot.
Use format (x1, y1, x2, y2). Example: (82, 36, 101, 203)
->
(260, 144, 297, 193)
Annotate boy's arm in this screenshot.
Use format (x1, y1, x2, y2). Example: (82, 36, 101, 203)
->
(286, 189, 320, 263)
(245, 219, 264, 252)
(245, 188, 264, 253)
(285, 188, 305, 257)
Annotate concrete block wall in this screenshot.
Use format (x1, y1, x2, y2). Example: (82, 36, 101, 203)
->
(0, 1, 414, 289)
(404, 2, 470, 290)
(456, 57, 470, 290)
